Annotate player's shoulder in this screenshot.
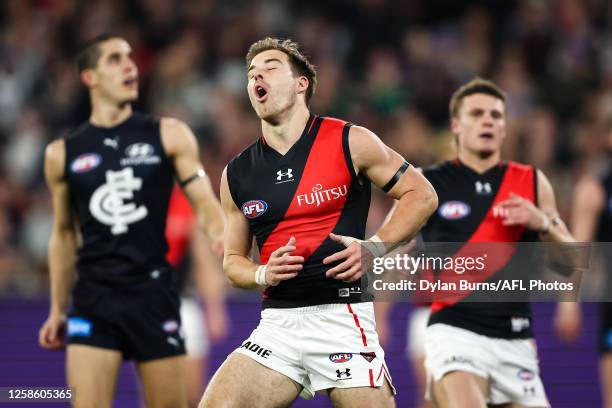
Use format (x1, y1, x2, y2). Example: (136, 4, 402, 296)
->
(505, 160, 534, 173)
(421, 160, 455, 178)
(227, 138, 261, 173)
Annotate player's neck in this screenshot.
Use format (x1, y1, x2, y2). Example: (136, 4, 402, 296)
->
(261, 105, 310, 155)
(89, 100, 133, 128)
(458, 150, 501, 174)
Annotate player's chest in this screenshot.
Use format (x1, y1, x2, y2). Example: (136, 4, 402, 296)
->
(238, 161, 352, 224)
(67, 136, 169, 194)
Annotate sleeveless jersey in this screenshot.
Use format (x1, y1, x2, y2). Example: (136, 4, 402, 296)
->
(64, 113, 174, 290)
(227, 114, 372, 308)
(422, 160, 538, 339)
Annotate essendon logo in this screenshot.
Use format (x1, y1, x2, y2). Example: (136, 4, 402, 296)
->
(241, 200, 268, 219)
(70, 153, 101, 174)
(439, 201, 470, 220)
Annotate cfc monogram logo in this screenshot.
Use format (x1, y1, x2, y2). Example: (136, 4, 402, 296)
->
(89, 167, 148, 235)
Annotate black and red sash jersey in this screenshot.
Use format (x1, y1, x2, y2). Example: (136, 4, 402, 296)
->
(226, 114, 373, 308)
(421, 159, 539, 339)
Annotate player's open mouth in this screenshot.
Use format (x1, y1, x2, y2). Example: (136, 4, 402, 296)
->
(254, 84, 268, 102)
(479, 132, 494, 139)
(123, 77, 138, 88)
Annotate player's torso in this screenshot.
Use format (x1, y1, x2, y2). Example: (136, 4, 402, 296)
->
(227, 115, 372, 308)
(422, 160, 537, 338)
(64, 113, 175, 288)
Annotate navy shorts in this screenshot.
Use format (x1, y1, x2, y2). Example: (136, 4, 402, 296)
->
(67, 273, 185, 362)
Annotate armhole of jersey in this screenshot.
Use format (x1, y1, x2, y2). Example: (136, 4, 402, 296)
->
(533, 165, 539, 207)
(225, 162, 242, 210)
(342, 123, 364, 188)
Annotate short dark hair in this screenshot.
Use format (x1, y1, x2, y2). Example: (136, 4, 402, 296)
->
(75, 33, 120, 72)
(245, 37, 317, 105)
(449, 77, 506, 118)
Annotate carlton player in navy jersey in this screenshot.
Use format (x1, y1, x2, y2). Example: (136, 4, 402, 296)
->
(200, 38, 437, 408)
(418, 78, 578, 408)
(37, 35, 224, 408)
(571, 117, 612, 408)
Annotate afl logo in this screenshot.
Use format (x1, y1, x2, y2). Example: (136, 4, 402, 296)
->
(242, 200, 268, 219)
(517, 369, 535, 381)
(70, 153, 101, 174)
(329, 353, 353, 363)
(439, 201, 471, 220)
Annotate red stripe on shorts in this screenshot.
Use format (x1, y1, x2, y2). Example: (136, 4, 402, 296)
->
(346, 304, 368, 347)
(369, 368, 374, 387)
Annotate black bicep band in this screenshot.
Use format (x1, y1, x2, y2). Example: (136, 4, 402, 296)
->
(179, 168, 206, 188)
(382, 161, 410, 193)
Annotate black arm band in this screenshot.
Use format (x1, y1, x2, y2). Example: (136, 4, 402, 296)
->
(382, 161, 410, 193)
(179, 168, 206, 188)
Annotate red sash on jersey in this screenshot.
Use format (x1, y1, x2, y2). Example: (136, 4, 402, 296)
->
(430, 162, 535, 310)
(259, 118, 351, 265)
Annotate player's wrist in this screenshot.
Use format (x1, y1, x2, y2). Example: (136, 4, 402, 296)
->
(538, 213, 551, 234)
(254, 264, 268, 286)
(366, 234, 388, 257)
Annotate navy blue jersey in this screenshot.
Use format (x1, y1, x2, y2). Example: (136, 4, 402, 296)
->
(422, 160, 538, 339)
(227, 114, 373, 308)
(64, 113, 174, 290)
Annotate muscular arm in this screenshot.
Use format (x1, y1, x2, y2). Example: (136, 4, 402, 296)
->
(535, 170, 575, 243)
(161, 118, 224, 252)
(39, 139, 77, 349)
(46, 140, 77, 315)
(349, 125, 438, 244)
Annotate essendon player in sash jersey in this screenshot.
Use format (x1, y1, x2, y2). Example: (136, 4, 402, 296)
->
(201, 38, 437, 408)
(420, 78, 577, 408)
(37, 35, 224, 408)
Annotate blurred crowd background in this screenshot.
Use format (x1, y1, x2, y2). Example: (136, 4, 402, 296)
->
(1, 0, 612, 297)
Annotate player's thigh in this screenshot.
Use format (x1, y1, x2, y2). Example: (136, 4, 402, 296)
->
(137, 355, 188, 408)
(66, 344, 122, 408)
(329, 378, 395, 408)
(186, 356, 206, 407)
(200, 353, 301, 408)
(431, 371, 488, 408)
(601, 354, 612, 408)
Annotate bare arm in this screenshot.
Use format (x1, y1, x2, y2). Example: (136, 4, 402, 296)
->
(189, 227, 228, 342)
(350, 126, 438, 243)
(571, 175, 604, 242)
(39, 139, 77, 349)
(220, 168, 304, 289)
(324, 126, 438, 281)
(161, 118, 224, 253)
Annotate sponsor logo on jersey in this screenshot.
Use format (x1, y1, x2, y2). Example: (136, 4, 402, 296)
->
(67, 317, 93, 337)
(475, 181, 492, 195)
(240, 341, 272, 359)
(518, 369, 535, 381)
(242, 200, 268, 219)
(439, 201, 471, 220)
(89, 167, 148, 235)
(120, 143, 161, 166)
(511, 316, 530, 332)
(162, 319, 179, 333)
(329, 353, 353, 363)
(296, 184, 348, 207)
(276, 167, 294, 184)
(70, 153, 101, 174)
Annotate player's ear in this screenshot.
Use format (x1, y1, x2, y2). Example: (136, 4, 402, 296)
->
(80, 69, 95, 88)
(297, 76, 309, 95)
(450, 116, 460, 134)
